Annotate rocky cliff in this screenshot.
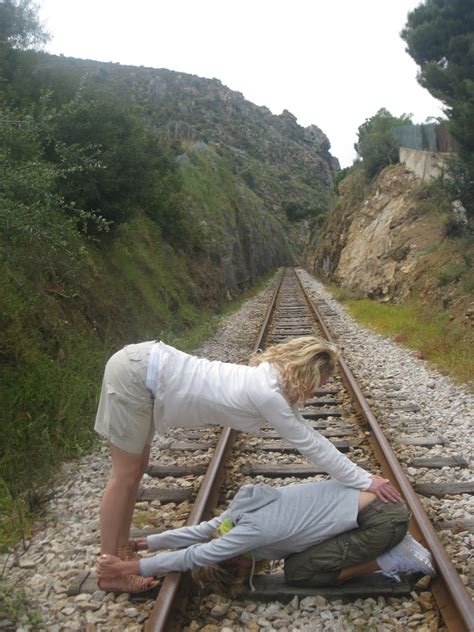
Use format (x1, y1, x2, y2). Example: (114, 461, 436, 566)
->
(29, 53, 341, 285)
(36, 54, 339, 221)
(311, 164, 473, 324)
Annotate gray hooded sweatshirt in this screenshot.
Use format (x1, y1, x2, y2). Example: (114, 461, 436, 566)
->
(139, 480, 359, 577)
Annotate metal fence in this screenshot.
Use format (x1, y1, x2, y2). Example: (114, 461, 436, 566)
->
(392, 121, 457, 153)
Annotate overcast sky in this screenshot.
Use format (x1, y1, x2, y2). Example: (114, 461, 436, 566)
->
(38, 0, 444, 167)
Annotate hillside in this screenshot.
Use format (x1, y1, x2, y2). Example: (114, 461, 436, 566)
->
(33, 53, 339, 221)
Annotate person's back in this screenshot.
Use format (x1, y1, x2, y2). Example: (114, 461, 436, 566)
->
(154, 341, 283, 432)
(226, 480, 360, 560)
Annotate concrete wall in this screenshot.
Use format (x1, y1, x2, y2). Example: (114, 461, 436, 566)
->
(399, 147, 451, 182)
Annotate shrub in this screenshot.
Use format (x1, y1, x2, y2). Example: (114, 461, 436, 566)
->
(436, 263, 466, 286)
(354, 108, 411, 180)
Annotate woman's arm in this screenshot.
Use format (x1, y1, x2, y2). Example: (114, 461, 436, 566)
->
(256, 390, 371, 488)
(97, 521, 265, 579)
(146, 515, 224, 551)
(139, 521, 265, 576)
(255, 392, 399, 501)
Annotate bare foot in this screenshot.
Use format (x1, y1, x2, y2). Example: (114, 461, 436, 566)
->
(98, 574, 159, 594)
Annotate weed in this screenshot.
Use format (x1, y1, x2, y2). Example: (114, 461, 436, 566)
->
(418, 243, 440, 257)
(463, 272, 474, 294)
(436, 262, 466, 286)
(0, 583, 43, 627)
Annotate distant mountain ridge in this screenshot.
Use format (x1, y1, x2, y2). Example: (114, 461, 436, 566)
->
(36, 54, 339, 218)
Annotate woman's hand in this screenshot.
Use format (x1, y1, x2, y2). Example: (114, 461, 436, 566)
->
(367, 475, 401, 503)
(96, 554, 140, 578)
(130, 538, 148, 552)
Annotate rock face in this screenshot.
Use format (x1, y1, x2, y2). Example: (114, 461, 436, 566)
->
(310, 164, 471, 321)
(312, 165, 442, 301)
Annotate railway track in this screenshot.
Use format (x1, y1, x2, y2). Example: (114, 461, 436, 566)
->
(69, 267, 473, 631)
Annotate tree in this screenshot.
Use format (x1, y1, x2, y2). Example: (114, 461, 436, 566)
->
(402, 0, 474, 222)
(0, 100, 108, 266)
(401, 0, 474, 157)
(0, 0, 49, 102)
(0, 0, 48, 50)
(354, 108, 412, 180)
(47, 86, 188, 241)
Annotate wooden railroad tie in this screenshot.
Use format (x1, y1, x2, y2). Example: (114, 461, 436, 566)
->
(137, 488, 194, 503)
(147, 464, 208, 477)
(302, 409, 343, 419)
(240, 440, 351, 453)
(303, 398, 343, 406)
(414, 481, 474, 498)
(408, 455, 468, 469)
(240, 462, 369, 477)
(434, 518, 474, 534)
(67, 569, 420, 600)
(258, 428, 355, 439)
(247, 573, 416, 601)
(395, 436, 446, 447)
(167, 439, 351, 453)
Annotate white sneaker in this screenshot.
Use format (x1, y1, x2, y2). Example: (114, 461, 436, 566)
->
(377, 534, 436, 582)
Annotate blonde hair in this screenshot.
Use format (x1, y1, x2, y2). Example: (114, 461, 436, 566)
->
(191, 564, 246, 598)
(190, 524, 271, 597)
(249, 335, 340, 404)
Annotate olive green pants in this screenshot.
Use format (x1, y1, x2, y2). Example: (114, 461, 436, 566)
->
(284, 499, 410, 586)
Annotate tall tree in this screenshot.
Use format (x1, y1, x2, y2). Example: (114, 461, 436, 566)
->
(354, 108, 412, 180)
(0, 0, 48, 50)
(0, 0, 49, 101)
(402, 0, 474, 221)
(401, 0, 474, 156)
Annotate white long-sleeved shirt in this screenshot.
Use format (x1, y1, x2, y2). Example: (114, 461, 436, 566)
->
(139, 481, 360, 577)
(148, 342, 372, 490)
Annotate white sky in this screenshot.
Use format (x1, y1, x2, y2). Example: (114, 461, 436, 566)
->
(37, 0, 444, 167)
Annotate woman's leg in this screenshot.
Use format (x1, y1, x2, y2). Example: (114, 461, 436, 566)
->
(284, 499, 410, 586)
(338, 559, 381, 581)
(117, 444, 151, 547)
(99, 444, 149, 555)
(98, 443, 159, 592)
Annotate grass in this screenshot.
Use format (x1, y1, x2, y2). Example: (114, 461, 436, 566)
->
(331, 294, 473, 386)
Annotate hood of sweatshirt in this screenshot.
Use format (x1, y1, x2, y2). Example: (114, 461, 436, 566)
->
(228, 484, 280, 523)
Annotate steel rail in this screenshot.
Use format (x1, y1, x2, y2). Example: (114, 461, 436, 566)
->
(146, 269, 285, 631)
(294, 268, 474, 632)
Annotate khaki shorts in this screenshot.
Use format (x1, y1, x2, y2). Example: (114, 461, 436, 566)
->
(94, 341, 155, 454)
(284, 499, 410, 586)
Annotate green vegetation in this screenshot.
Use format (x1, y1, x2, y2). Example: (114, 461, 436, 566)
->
(354, 108, 412, 180)
(331, 293, 473, 385)
(0, 585, 42, 629)
(0, 215, 277, 552)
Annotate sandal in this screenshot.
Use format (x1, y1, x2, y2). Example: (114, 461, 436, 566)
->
(98, 574, 160, 594)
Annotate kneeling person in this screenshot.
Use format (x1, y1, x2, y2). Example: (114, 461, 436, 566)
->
(97, 480, 435, 592)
